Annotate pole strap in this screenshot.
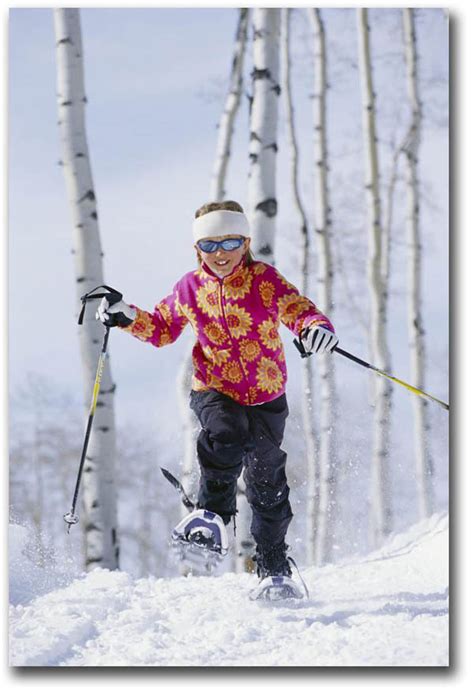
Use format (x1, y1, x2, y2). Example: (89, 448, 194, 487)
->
(78, 284, 123, 325)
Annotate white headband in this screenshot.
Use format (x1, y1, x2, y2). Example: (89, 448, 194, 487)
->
(193, 210, 250, 243)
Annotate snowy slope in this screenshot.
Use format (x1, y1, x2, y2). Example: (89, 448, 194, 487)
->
(9, 513, 448, 667)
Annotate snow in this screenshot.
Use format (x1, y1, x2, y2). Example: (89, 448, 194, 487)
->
(9, 513, 448, 667)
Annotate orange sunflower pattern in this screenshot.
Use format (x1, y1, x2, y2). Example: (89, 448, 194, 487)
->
(259, 280, 275, 308)
(225, 304, 253, 339)
(239, 339, 261, 362)
(122, 308, 157, 342)
(223, 270, 252, 301)
(256, 357, 284, 394)
(203, 321, 228, 346)
(120, 260, 334, 406)
(196, 281, 221, 318)
(277, 293, 318, 332)
(258, 318, 281, 351)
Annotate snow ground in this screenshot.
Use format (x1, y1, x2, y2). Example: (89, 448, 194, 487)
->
(9, 513, 448, 667)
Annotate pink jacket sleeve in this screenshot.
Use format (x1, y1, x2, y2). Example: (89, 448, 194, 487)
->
(119, 283, 188, 347)
(264, 265, 335, 335)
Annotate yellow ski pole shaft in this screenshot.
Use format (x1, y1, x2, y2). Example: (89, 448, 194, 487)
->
(333, 346, 449, 412)
(63, 326, 111, 532)
(293, 337, 449, 412)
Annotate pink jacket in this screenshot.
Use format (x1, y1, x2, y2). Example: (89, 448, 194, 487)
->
(120, 259, 334, 406)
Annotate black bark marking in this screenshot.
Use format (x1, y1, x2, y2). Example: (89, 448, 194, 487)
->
(263, 142, 278, 153)
(258, 244, 272, 256)
(77, 276, 85, 283)
(97, 426, 110, 433)
(78, 189, 96, 203)
(57, 37, 72, 46)
(251, 67, 271, 81)
(256, 198, 277, 218)
(91, 211, 98, 220)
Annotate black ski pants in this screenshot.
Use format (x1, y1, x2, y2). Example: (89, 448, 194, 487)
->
(189, 389, 293, 550)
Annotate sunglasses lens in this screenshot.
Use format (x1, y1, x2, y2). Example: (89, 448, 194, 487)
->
(198, 241, 218, 253)
(221, 238, 244, 251)
(198, 237, 245, 253)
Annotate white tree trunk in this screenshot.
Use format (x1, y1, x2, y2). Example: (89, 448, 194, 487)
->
(281, 8, 319, 567)
(177, 349, 197, 523)
(210, 8, 249, 202)
(54, 8, 119, 570)
(402, 8, 433, 518)
(248, 8, 281, 263)
(237, 8, 281, 572)
(307, 8, 338, 566)
(357, 8, 392, 547)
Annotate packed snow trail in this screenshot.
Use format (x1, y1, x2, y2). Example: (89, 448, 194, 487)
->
(9, 513, 448, 666)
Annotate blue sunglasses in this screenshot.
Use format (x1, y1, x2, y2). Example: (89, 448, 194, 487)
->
(197, 237, 246, 253)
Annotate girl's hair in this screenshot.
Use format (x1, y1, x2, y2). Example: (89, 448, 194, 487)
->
(194, 200, 254, 267)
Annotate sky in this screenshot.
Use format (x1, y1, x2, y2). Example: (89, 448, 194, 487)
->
(8, 7, 449, 537)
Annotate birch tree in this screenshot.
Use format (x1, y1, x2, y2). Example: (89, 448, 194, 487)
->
(54, 8, 119, 569)
(307, 8, 338, 565)
(281, 8, 319, 567)
(210, 8, 249, 201)
(248, 8, 281, 263)
(402, 8, 433, 518)
(236, 7, 281, 572)
(357, 8, 393, 547)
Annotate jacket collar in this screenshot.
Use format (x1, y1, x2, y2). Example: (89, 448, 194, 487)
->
(200, 256, 248, 283)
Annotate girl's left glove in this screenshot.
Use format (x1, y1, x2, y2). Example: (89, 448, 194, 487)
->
(300, 325, 339, 354)
(97, 297, 137, 328)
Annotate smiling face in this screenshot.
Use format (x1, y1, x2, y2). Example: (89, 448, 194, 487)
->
(195, 234, 251, 277)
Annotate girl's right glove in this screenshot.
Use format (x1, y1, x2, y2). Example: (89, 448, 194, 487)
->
(97, 297, 137, 328)
(300, 325, 339, 354)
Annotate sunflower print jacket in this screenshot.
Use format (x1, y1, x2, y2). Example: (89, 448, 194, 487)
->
(120, 259, 334, 406)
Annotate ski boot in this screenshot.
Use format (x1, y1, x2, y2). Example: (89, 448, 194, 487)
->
(249, 542, 307, 601)
(172, 508, 229, 575)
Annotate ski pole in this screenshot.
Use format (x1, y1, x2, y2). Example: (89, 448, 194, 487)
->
(63, 285, 123, 533)
(293, 336, 449, 412)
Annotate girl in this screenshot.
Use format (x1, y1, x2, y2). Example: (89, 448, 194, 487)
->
(98, 200, 338, 598)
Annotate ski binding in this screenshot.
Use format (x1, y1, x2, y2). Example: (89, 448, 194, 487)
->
(172, 509, 229, 574)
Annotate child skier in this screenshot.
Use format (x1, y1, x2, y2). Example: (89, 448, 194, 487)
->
(98, 200, 338, 599)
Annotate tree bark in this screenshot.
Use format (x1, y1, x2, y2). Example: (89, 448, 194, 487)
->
(281, 8, 319, 567)
(54, 8, 119, 569)
(210, 8, 249, 202)
(357, 8, 392, 547)
(237, 8, 281, 572)
(248, 8, 281, 263)
(402, 8, 433, 518)
(307, 8, 338, 566)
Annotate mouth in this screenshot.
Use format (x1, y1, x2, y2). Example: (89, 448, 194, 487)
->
(214, 259, 230, 268)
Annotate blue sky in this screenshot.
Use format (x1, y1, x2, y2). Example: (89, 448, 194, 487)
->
(8, 8, 449, 515)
